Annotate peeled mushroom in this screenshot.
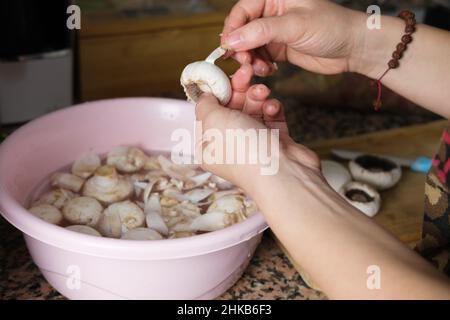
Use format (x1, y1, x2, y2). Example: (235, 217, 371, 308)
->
(349, 155, 402, 190)
(51, 172, 84, 193)
(321, 160, 352, 192)
(66, 225, 102, 237)
(82, 165, 133, 204)
(190, 210, 236, 232)
(62, 196, 103, 227)
(32, 188, 75, 209)
(180, 46, 231, 105)
(339, 181, 381, 218)
(103, 200, 145, 234)
(71, 153, 101, 178)
(106, 146, 147, 173)
(29, 204, 63, 225)
(121, 228, 163, 241)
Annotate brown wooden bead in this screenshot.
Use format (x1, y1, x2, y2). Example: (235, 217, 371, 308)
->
(405, 25, 415, 34)
(398, 10, 411, 19)
(396, 42, 407, 52)
(392, 51, 402, 60)
(401, 34, 413, 44)
(388, 59, 399, 68)
(406, 18, 416, 26)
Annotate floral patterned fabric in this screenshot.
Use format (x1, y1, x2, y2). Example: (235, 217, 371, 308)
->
(416, 124, 450, 276)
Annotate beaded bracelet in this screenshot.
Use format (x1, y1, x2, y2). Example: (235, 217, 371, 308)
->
(372, 10, 417, 110)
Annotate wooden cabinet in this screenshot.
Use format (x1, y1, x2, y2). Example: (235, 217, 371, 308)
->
(78, 1, 238, 101)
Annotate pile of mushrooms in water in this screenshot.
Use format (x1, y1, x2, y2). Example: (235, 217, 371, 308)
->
(28, 146, 257, 240)
(321, 155, 402, 218)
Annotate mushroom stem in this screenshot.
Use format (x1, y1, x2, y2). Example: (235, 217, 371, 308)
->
(205, 47, 226, 64)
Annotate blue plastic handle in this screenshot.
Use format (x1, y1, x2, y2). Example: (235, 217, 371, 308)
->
(411, 156, 433, 173)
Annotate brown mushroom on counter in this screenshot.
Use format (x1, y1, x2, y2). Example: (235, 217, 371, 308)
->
(349, 155, 401, 190)
(339, 181, 381, 217)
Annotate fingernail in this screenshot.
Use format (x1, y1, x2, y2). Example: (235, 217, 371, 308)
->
(223, 32, 244, 50)
(255, 65, 268, 77)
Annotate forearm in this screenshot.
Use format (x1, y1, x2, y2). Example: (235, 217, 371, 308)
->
(247, 155, 450, 299)
(350, 13, 450, 118)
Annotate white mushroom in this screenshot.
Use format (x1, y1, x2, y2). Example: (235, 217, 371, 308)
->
(207, 194, 245, 215)
(66, 225, 102, 237)
(106, 146, 147, 173)
(143, 156, 161, 170)
(321, 160, 352, 192)
(97, 209, 122, 238)
(71, 153, 101, 178)
(102, 200, 145, 234)
(348, 155, 402, 190)
(82, 165, 133, 204)
(121, 228, 163, 240)
(62, 196, 103, 227)
(50, 172, 84, 193)
(190, 210, 241, 232)
(339, 181, 381, 218)
(29, 204, 63, 225)
(32, 188, 75, 209)
(180, 46, 231, 105)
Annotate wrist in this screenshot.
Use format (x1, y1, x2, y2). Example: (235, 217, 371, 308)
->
(348, 13, 405, 79)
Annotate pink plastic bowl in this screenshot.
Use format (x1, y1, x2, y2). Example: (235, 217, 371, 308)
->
(0, 98, 267, 299)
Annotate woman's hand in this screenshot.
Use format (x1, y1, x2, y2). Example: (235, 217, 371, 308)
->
(196, 92, 320, 196)
(221, 0, 366, 76)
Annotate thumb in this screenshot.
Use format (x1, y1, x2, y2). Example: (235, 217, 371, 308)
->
(222, 15, 298, 52)
(195, 93, 223, 121)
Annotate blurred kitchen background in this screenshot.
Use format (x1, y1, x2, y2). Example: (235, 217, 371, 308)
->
(1, 0, 449, 143)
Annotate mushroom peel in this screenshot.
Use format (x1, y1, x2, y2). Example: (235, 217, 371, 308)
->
(339, 181, 381, 218)
(349, 155, 402, 190)
(82, 165, 133, 204)
(66, 225, 102, 237)
(180, 46, 232, 105)
(29, 204, 63, 225)
(321, 160, 352, 192)
(62, 196, 103, 227)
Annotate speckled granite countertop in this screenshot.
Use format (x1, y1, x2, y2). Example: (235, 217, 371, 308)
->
(0, 102, 437, 300)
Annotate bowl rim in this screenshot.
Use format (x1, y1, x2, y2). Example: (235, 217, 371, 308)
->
(0, 98, 268, 260)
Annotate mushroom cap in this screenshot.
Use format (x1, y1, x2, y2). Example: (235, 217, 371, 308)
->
(349, 155, 402, 190)
(180, 61, 232, 105)
(106, 146, 147, 173)
(97, 210, 122, 238)
(62, 196, 103, 226)
(321, 160, 352, 192)
(82, 165, 133, 204)
(121, 228, 163, 240)
(103, 200, 145, 232)
(339, 181, 381, 217)
(66, 225, 102, 237)
(33, 188, 75, 209)
(71, 153, 101, 178)
(29, 204, 63, 225)
(50, 172, 84, 193)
